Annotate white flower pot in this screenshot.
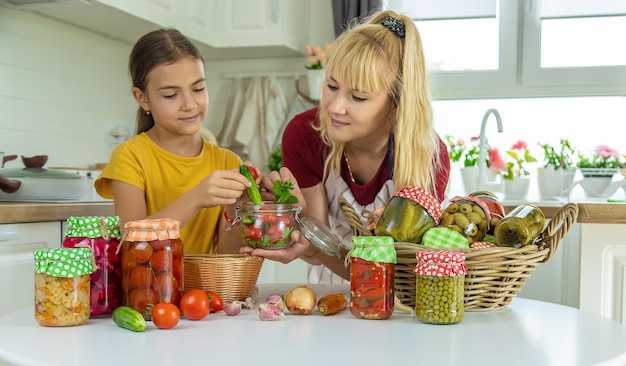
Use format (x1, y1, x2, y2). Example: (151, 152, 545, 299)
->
(460, 166, 502, 194)
(306, 69, 322, 100)
(537, 167, 576, 200)
(579, 177, 615, 197)
(504, 176, 531, 200)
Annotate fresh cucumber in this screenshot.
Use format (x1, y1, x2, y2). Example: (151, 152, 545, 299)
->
(113, 306, 147, 332)
(240, 165, 262, 204)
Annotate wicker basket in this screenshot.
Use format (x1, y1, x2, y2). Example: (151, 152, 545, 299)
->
(339, 197, 579, 311)
(183, 254, 264, 304)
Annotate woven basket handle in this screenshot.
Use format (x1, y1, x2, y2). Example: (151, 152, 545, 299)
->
(535, 202, 579, 263)
(338, 196, 373, 237)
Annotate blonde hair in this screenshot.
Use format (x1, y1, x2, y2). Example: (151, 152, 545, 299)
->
(318, 10, 441, 195)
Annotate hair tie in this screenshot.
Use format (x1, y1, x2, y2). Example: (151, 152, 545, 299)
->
(382, 16, 405, 39)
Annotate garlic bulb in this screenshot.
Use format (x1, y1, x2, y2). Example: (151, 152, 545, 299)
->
(256, 303, 286, 321)
(284, 285, 316, 315)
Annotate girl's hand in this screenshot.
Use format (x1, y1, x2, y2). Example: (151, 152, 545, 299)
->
(197, 168, 251, 208)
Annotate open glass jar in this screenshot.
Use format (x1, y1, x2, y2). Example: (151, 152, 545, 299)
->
(228, 202, 341, 257)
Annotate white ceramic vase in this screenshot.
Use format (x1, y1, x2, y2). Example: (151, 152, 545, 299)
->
(504, 176, 531, 200)
(306, 69, 322, 100)
(537, 167, 576, 200)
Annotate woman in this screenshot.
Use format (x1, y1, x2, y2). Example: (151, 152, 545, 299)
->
(242, 10, 450, 282)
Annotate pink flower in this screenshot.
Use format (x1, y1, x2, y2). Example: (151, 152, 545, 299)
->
(511, 140, 528, 150)
(488, 147, 506, 172)
(597, 145, 620, 159)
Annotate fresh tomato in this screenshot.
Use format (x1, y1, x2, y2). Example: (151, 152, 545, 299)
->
(151, 303, 180, 329)
(208, 291, 224, 313)
(245, 163, 259, 180)
(259, 205, 277, 223)
(266, 224, 284, 241)
(244, 225, 262, 240)
(179, 289, 210, 320)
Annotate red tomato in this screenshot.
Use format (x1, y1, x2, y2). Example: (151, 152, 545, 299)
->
(151, 303, 180, 329)
(245, 225, 262, 240)
(208, 291, 224, 313)
(260, 206, 277, 224)
(179, 289, 210, 320)
(266, 224, 284, 241)
(245, 164, 259, 180)
(276, 214, 292, 227)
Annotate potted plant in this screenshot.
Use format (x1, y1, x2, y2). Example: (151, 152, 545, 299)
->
(576, 145, 622, 197)
(304, 43, 331, 99)
(497, 140, 537, 199)
(537, 139, 577, 200)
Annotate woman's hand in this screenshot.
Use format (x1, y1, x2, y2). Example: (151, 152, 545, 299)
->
(260, 167, 307, 209)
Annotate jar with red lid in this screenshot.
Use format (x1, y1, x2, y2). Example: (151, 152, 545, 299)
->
(120, 218, 184, 319)
(349, 236, 396, 320)
(439, 195, 491, 244)
(469, 191, 505, 234)
(375, 186, 442, 244)
(414, 250, 466, 324)
(62, 216, 121, 318)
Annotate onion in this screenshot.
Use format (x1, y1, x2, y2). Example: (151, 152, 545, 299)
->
(284, 285, 316, 315)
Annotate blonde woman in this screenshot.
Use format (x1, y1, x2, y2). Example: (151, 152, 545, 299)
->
(241, 10, 450, 283)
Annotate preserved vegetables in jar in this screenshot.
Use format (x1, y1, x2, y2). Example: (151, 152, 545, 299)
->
(62, 216, 121, 318)
(350, 236, 396, 320)
(120, 218, 184, 319)
(439, 196, 490, 244)
(414, 250, 466, 324)
(33, 247, 95, 327)
(469, 191, 505, 234)
(375, 186, 442, 244)
(494, 204, 546, 248)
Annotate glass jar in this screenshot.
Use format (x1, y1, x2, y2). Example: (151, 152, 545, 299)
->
(375, 186, 442, 244)
(469, 191, 505, 234)
(440, 195, 491, 244)
(62, 216, 121, 318)
(349, 236, 396, 320)
(414, 250, 466, 324)
(120, 218, 184, 319)
(33, 247, 95, 327)
(494, 204, 546, 248)
(230, 202, 300, 249)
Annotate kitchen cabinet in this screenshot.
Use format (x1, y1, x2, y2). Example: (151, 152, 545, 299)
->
(0, 222, 61, 317)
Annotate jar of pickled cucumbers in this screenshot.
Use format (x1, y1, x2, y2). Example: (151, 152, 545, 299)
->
(120, 218, 184, 319)
(414, 250, 466, 324)
(62, 216, 121, 318)
(349, 236, 396, 320)
(375, 186, 442, 244)
(494, 204, 546, 248)
(33, 247, 95, 327)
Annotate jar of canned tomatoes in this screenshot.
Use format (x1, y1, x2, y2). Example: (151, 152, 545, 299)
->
(414, 250, 466, 324)
(349, 236, 396, 320)
(62, 216, 121, 317)
(33, 247, 95, 327)
(120, 218, 184, 319)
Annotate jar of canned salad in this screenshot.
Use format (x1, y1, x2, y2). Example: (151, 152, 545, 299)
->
(120, 218, 184, 319)
(414, 250, 466, 325)
(62, 216, 121, 317)
(375, 186, 443, 244)
(494, 204, 546, 248)
(33, 247, 95, 327)
(349, 236, 396, 320)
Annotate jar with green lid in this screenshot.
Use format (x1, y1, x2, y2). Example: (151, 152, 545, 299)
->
(494, 204, 546, 248)
(62, 216, 121, 317)
(120, 218, 184, 319)
(33, 247, 95, 327)
(375, 186, 442, 243)
(414, 250, 466, 324)
(349, 236, 396, 320)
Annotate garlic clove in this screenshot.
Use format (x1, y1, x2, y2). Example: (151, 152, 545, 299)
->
(224, 301, 242, 316)
(256, 303, 287, 321)
(265, 293, 285, 312)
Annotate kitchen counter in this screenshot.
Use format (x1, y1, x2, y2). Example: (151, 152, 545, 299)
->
(0, 200, 114, 224)
(1, 284, 626, 366)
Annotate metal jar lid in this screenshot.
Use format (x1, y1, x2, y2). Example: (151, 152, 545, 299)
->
(296, 216, 341, 258)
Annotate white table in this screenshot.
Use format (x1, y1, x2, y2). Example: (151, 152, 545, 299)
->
(1, 284, 626, 366)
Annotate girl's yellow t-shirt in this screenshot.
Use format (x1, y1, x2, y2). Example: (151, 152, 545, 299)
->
(95, 133, 241, 254)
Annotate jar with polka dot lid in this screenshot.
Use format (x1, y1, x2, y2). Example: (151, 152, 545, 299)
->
(33, 247, 95, 327)
(62, 216, 121, 317)
(414, 250, 467, 324)
(374, 186, 442, 244)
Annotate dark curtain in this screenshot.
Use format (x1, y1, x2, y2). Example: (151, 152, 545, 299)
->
(332, 0, 383, 38)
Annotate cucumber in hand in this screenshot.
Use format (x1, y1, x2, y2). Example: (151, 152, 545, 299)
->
(240, 165, 262, 204)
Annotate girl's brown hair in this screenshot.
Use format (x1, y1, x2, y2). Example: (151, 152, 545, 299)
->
(318, 10, 441, 195)
(129, 28, 204, 134)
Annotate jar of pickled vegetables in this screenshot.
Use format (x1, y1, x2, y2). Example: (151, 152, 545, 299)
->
(62, 216, 121, 318)
(349, 236, 396, 320)
(414, 250, 466, 324)
(494, 204, 546, 248)
(232, 202, 300, 249)
(120, 218, 184, 319)
(439, 196, 490, 244)
(375, 186, 442, 243)
(33, 247, 95, 327)
(469, 191, 505, 234)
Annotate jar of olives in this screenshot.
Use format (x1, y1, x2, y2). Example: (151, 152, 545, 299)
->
(439, 196, 490, 244)
(469, 191, 505, 234)
(414, 250, 466, 324)
(375, 186, 442, 244)
(120, 218, 184, 319)
(62, 216, 121, 318)
(349, 236, 396, 320)
(494, 204, 546, 248)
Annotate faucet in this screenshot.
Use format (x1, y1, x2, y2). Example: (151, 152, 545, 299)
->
(476, 108, 503, 192)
